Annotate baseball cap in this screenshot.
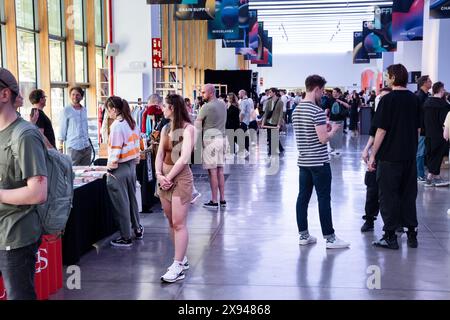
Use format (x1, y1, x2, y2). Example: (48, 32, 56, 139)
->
(0, 68, 20, 95)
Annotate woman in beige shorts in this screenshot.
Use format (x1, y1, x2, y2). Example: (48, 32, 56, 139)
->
(155, 94, 195, 283)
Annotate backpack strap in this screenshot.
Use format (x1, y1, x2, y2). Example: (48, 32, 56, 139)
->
(8, 119, 46, 160)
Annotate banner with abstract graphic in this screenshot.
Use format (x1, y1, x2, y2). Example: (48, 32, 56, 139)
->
(430, 0, 450, 19)
(373, 6, 397, 52)
(257, 36, 273, 67)
(174, 0, 215, 20)
(362, 21, 382, 59)
(392, 0, 424, 41)
(235, 16, 261, 59)
(208, 0, 241, 40)
(353, 31, 370, 64)
(251, 30, 268, 65)
(147, 0, 199, 4)
(222, 7, 254, 48)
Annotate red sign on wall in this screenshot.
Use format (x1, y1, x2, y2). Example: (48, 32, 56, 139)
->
(152, 38, 162, 69)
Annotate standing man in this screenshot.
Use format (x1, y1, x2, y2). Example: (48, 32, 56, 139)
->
(369, 64, 421, 250)
(293, 74, 350, 249)
(196, 84, 227, 209)
(416, 75, 432, 182)
(59, 87, 91, 166)
(29, 89, 56, 149)
(238, 89, 253, 157)
(0, 68, 48, 300)
(327, 88, 350, 156)
(262, 88, 285, 160)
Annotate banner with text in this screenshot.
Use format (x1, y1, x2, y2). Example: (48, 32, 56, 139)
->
(222, 7, 255, 48)
(208, 0, 241, 40)
(392, 0, 424, 41)
(353, 31, 370, 64)
(174, 0, 215, 20)
(430, 0, 450, 19)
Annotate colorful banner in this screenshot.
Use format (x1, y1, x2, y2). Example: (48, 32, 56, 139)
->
(251, 30, 268, 64)
(353, 31, 370, 64)
(235, 19, 261, 59)
(373, 6, 397, 52)
(362, 21, 382, 59)
(152, 38, 163, 69)
(222, 7, 254, 48)
(257, 37, 273, 67)
(430, 0, 450, 19)
(208, 0, 241, 40)
(392, 0, 424, 41)
(174, 0, 215, 20)
(147, 0, 199, 4)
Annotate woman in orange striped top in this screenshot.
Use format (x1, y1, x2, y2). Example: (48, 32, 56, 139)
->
(105, 96, 144, 247)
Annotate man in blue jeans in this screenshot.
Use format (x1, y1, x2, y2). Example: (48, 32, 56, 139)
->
(416, 75, 432, 182)
(0, 68, 48, 300)
(292, 75, 350, 249)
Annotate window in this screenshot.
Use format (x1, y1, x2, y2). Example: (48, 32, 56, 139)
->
(48, 0, 66, 83)
(73, 0, 87, 83)
(0, 0, 6, 68)
(16, 0, 38, 108)
(50, 87, 66, 141)
(95, 0, 106, 69)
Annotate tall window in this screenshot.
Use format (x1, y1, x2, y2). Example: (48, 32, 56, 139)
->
(73, 0, 87, 83)
(16, 0, 38, 107)
(95, 0, 106, 69)
(0, 0, 5, 68)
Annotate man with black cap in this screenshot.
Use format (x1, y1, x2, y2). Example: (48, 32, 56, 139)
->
(0, 68, 48, 300)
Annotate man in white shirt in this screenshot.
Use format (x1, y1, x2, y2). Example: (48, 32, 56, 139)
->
(238, 90, 254, 157)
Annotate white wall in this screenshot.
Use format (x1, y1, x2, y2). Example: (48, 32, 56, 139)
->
(251, 52, 378, 90)
(216, 40, 238, 70)
(112, 0, 153, 101)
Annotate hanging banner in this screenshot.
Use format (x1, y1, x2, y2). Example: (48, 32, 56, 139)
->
(147, 0, 199, 4)
(373, 6, 397, 52)
(257, 37, 273, 67)
(222, 7, 254, 48)
(430, 0, 450, 19)
(174, 0, 215, 20)
(152, 38, 163, 69)
(392, 0, 424, 41)
(235, 19, 261, 59)
(208, 0, 241, 40)
(353, 31, 370, 64)
(251, 30, 268, 65)
(362, 21, 382, 59)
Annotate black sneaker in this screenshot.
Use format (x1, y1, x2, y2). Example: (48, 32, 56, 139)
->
(220, 201, 227, 208)
(203, 201, 219, 209)
(110, 237, 132, 247)
(361, 220, 374, 232)
(135, 225, 144, 240)
(406, 229, 418, 248)
(373, 234, 399, 250)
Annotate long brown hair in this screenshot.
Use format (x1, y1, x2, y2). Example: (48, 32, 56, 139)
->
(165, 94, 191, 133)
(227, 92, 239, 107)
(106, 96, 136, 130)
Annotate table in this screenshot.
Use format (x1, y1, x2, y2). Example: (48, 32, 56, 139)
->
(62, 176, 117, 266)
(0, 236, 63, 301)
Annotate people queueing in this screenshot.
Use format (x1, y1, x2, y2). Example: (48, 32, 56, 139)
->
(0, 68, 48, 300)
(58, 87, 91, 166)
(415, 75, 432, 183)
(155, 94, 195, 283)
(105, 96, 143, 247)
(293, 74, 350, 249)
(196, 84, 227, 209)
(369, 64, 421, 250)
(423, 81, 450, 187)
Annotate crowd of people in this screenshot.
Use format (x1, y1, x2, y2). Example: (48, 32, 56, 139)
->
(1, 62, 449, 298)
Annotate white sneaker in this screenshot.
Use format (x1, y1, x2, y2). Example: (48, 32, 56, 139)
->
(161, 262, 185, 283)
(191, 192, 202, 204)
(299, 235, 317, 246)
(326, 236, 350, 249)
(182, 256, 190, 271)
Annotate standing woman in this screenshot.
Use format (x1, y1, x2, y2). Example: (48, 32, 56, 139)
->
(106, 96, 144, 247)
(226, 92, 241, 155)
(156, 94, 195, 283)
(349, 91, 361, 137)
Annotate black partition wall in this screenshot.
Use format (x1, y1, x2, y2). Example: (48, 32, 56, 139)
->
(204, 70, 253, 97)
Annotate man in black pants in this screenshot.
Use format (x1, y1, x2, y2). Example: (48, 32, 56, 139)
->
(423, 81, 450, 187)
(368, 64, 421, 250)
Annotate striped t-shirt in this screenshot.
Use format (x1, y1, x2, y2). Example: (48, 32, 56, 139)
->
(292, 102, 330, 167)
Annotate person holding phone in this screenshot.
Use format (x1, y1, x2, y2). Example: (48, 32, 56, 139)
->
(155, 94, 195, 283)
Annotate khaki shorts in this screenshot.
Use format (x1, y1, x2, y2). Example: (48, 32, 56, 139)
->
(202, 136, 226, 170)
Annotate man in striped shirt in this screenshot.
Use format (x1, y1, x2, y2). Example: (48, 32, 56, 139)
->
(292, 75, 350, 249)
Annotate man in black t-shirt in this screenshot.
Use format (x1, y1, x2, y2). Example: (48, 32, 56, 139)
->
(368, 64, 421, 250)
(29, 89, 56, 149)
(415, 75, 432, 182)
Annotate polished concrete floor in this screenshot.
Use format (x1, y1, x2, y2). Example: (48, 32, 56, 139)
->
(53, 127, 450, 300)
